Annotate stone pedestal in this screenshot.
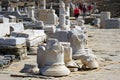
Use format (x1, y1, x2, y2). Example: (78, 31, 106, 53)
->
(40, 39, 70, 76)
(100, 12, 111, 28)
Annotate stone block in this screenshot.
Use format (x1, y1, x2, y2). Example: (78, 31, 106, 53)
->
(105, 18, 120, 29)
(0, 37, 26, 46)
(35, 9, 58, 25)
(54, 30, 69, 42)
(11, 29, 46, 46)
(0, 37, 27, 60)
(44, 25, 56, 39)
(100, 11, 111, 28)
(9, 23, 24, 32)
(0, 17, 9, 23)
(0, 23, 10, 37)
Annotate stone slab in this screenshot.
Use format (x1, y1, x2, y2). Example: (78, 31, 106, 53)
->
(0, 37, 26, 46)
(105, 18, 120, 29)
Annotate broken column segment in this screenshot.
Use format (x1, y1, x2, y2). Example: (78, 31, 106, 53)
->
(38, 38, 70, 76)
(59, 0, 68, 29)
(79, 49, 99, 69)
(68, 27, 87, 59)
(60, 42, 78, 72)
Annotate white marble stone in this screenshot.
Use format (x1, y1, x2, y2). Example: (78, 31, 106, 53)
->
(0, 37, 26, 46)
(40, 39, 70, 76)
(68, 27, 87, 59)
(9, 23, 24, 32)
(39, 0, 46, 9)
(60, 42, 78, 70)
(80, 49, 99, 69)
(27, 6, 36, 21)
(37, 45, 46, 68)
(44, 25, 56, 39)
(35, 9, 58, 25)
(59, 0, 66, 15)
(55, 30, 69, 42)
(0, 23, 10, 37)
(59, 14, 66, 28)
(11, 29, 46, 46)
(0, 17, 9, 23)
(100, 11, 111, 28)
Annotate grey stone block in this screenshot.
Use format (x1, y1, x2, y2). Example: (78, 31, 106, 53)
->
(105, 18, 120, 29)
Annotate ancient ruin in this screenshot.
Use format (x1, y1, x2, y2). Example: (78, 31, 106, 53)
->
(0, 0, 120, 80)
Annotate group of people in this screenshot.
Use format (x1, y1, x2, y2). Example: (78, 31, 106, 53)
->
(74, 3, 93, 19)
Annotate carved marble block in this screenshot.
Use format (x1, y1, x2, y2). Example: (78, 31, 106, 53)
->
(39, 39, 70, 76)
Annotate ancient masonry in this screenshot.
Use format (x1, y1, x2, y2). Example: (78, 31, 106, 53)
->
(0, 0, 119, 77)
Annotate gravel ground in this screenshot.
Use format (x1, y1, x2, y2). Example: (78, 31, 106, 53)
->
(0, 25, 120, 80)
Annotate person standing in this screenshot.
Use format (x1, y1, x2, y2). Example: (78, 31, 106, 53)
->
(73, 6, 80, 20)
(88, 4, 92, 15)
(82, 4, 87, 18)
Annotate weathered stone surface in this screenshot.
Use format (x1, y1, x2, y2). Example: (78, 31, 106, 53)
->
(100, 11, 111, 28)
(37, 45, 46, 68)
(0, 24, 10, 37)
(105, 18, 120, 29)
(44, 25, 56, 39)
(68, 27, 87, 59)
(0, 37, 26, 46)
(78, 48, 99, 69)
(0, 37, 27, 60)
(60, 42, 78, 72)
(9, 23, 24, 32)
(55, 30, 69, 42)
(40, 39, 70, 76)
(21, 64, 39, 74)
(11, 29, 46, 46)
(35, 9, 58, 25)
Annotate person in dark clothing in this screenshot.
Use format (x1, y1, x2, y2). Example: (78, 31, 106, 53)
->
(82, 4, 87, 18)
(88, 4, 92, 15)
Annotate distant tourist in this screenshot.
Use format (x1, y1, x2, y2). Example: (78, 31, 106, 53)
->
(87, 4, 92, 15)
(73, 6, 80, 20)
(79, 3, 83, 12)
(82, 4, 87, 18)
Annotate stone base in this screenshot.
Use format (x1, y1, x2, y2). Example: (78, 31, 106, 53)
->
(40, 65, 70, 77)
(72, 49, 86, 60)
